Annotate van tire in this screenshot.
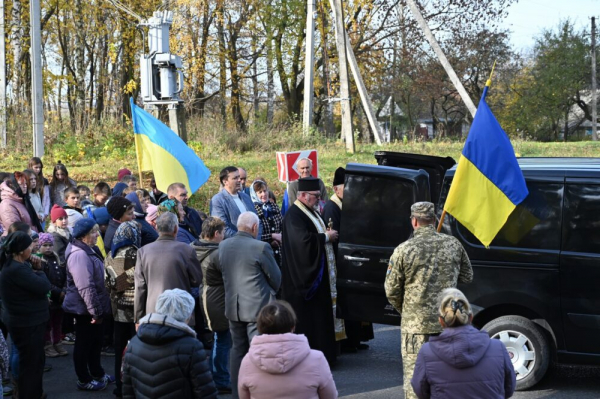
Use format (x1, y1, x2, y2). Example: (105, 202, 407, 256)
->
(482, 315, 550, 390)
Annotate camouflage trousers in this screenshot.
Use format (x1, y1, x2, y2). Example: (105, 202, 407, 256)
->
(401, 332, 437, 399)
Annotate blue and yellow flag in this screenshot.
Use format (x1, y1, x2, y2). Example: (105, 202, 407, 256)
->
(443, 84, 528, 247)
(130, 98, 211, 194)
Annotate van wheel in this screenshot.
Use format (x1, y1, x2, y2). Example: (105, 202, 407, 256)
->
(482, 316, 550, 390)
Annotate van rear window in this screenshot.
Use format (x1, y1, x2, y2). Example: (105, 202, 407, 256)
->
(563, 184, 600, 254)
(342, 174, 415, 248)
(456, 182, 563, 250)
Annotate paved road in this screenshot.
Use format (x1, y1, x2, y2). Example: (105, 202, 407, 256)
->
(37, 324, 600, 398)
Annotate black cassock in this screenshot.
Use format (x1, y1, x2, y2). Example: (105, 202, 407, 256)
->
(281, 202, 337, 364)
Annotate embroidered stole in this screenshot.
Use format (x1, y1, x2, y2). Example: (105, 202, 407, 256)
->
(295, 200, 346, 341)
(330, 194, 342, 211)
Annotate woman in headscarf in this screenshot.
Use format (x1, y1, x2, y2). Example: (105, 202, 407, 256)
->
(250, 179, 283, 265)
(125, 190, 158, 246)
(0, 231, 51, 399)
(104, 221, 141, 397)
(0, 171, 43, 235)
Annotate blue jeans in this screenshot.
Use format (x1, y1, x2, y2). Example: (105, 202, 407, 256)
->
(10, 342, 18, 380)
(212, 330, 231, 389)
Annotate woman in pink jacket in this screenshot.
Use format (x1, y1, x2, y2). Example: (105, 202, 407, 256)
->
(0, 172, 43, 235)
(238, 300, 338, 399)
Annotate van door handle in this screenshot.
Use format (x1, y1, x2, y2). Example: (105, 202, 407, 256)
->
(344, 255, 370, 262)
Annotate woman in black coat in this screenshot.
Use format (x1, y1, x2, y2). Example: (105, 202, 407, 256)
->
(122, 289, 217, 399)
(0, 231, 51, 399)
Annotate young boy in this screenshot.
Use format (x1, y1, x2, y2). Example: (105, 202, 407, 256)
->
(77, 185, 91, 202)
(93, 182, 111, 208)
(47, 205, 72, 264)
(63, 187, 83, 229)
(121, 175, 138, 191)
(39, 233, 68, 358)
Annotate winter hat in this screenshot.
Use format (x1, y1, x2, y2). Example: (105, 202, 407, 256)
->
(107, 197, 132, 221)
(72, 218, 97, 239)
(92, 207, 111, 226)
(51, 204, 68, 223)
(3, 231, 32, 254)
(117, 168, 132, 182)
(145, 204, 158, 223)
(155, 288, 195, 323)
(38, 233, 54, 246)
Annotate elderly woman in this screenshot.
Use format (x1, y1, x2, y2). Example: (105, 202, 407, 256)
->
(411, 288, 516, 399)
(63, 218, 113, 392)
(0, 231, 51, 399)
(249, 179, 283, 265)
(0, 172, 43, 235)
(104, 221, 141, 397)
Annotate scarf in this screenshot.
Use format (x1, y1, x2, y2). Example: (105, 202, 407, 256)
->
(294, 200, 346, 341)
(250, 179, 275, 218)
(111, 221, 141, 257)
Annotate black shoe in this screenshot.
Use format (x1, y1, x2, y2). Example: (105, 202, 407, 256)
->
(341, 346, 358, 353)
(357, 343, 370, 350)
(113, 387, 122, 397)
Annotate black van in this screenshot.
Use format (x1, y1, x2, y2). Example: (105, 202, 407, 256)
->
(336, 151, 600, 390)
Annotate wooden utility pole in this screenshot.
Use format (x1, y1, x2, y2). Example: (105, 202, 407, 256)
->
(0, 0, 6, 149)
(404, 0, 477, 118)
(302, 0, 316, 134)
(31, 0, 44, 156)
(592, 16, 598, 141)
(329, 0, 354, 153)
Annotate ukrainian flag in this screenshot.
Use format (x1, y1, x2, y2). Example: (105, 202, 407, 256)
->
(443, 84, 528, 247)
(130, 98, 211, 193)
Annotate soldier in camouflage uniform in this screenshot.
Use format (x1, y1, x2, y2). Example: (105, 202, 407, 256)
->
(384, 201, 473, 399)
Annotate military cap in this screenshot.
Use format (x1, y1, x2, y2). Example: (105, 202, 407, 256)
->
(411, 201, 435, 218)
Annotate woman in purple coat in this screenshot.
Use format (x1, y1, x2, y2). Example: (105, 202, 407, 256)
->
(63, 218, 113, 392)
(411, 288, 516, 399)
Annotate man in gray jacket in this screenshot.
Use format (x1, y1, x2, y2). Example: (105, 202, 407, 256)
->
(219, 212, 281, 399)
(134, 212, 203, 325)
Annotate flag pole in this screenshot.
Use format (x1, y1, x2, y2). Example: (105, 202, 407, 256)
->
(130, 98, 145, 189)
(437, 210, 446, 232)
(486, 60, 497, 87)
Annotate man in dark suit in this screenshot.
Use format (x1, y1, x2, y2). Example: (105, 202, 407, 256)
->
(219, 212, 281, 399)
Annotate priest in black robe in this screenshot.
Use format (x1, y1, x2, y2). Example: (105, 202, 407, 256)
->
(281, 177, 344, 365)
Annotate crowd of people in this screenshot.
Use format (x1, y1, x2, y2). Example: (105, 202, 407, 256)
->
(0, 157, 516, 399)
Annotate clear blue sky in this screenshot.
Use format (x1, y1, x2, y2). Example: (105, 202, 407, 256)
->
(502, 0, 599, 53)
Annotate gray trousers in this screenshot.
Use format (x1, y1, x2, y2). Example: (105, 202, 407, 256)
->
(229, 320, 258, 399)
